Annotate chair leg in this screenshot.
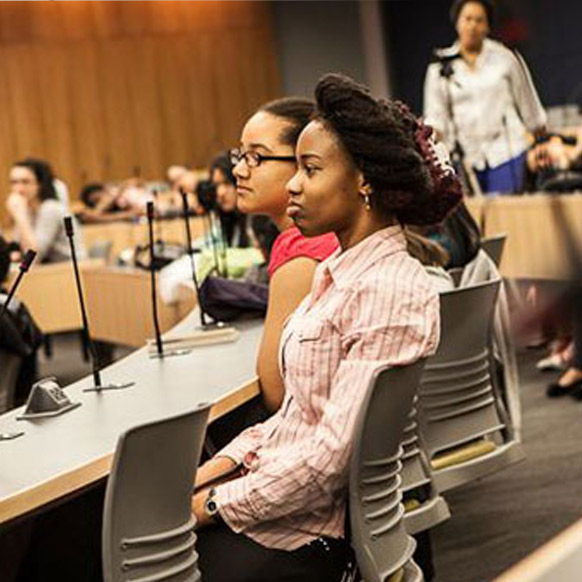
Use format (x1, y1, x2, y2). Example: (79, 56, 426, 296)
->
(413, 530, 435, 581)
(42, 335, 53, 360)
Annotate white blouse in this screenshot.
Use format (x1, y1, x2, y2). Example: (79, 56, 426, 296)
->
(423, 38, 546, 170)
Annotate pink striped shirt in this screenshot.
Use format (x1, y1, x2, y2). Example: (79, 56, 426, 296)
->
(215, 225, 440, 550)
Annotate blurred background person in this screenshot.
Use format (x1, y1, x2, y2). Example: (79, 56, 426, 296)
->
(423, 0, 546, 194)
(77, 182, 141, 224)
(4, 158, 85, 263)
(210, 152, 251, 248)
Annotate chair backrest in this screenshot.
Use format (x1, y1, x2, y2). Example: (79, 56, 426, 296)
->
(349, 361, 426, 582)
(419, 280, 502, 457)
(481, 234, 507, 268)
(0, 350, 22, 413)
(102, 403, 210, 582)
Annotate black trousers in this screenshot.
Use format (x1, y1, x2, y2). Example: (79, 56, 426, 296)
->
(197, 524, 349, 582)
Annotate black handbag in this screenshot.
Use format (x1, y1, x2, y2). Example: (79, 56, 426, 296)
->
(198, 277, 268, 322)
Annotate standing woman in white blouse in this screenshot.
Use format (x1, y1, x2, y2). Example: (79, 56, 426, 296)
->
(423, 0, 546, 194)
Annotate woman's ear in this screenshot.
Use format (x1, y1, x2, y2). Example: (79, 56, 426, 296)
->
(358, 176, 372, 197)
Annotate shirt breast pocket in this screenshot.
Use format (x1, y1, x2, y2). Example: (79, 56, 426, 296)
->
(298, 321, 325, 342)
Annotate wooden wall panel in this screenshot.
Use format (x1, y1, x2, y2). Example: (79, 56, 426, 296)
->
(0, 1, 280, 224)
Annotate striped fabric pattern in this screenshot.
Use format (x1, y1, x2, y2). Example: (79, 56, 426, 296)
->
(215, 225, 440, 550)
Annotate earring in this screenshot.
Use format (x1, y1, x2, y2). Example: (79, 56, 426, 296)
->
(363, 192, 371, 211)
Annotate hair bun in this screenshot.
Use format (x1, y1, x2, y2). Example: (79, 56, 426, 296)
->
(313, 73, 462, 226)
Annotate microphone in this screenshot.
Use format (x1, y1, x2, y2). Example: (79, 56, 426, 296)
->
(180, 190, 208, 328)
(64, 216, 134, 391)
(432, 48, 462, 84)
(0, 250, 37, 320)
(146, 202, 164, 357)
(146, 201, 190, 358)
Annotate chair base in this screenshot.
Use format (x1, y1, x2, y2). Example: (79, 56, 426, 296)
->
(404, 495, 451, 535)
(433, 440, 525, 492)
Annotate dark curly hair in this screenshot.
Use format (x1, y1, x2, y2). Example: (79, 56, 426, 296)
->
(13, 157, 57, 202)
(450, 0, 495, 27)
(313, 73, 462, 226)
(210, 151, 235, 186)
(259, 97, 315, 147)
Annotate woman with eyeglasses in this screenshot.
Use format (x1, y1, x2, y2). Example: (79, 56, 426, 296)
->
(230, 98, 339, 413)
(193, 73, 461, 582)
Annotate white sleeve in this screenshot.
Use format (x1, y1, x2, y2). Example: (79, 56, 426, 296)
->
(508, 49, 546, 131)
(423, 63, 448, 137)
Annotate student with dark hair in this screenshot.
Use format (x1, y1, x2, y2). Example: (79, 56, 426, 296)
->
(210, 152, 251, 248)
(193, 74, 461, 582)
(77, 182, 141, 224)
(5, 158, 84, 262)
(230, 96, 339, 412)
(424, 0, 546, 193)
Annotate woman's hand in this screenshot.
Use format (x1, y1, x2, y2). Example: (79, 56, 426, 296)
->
(191, 488, 214, 529)
(6, 192, 28, 220)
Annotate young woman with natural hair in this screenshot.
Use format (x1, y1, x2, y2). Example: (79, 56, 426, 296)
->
(193, 74, 461, 582)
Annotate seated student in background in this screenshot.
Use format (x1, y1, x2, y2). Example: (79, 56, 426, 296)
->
(5, 158, 85, 263)
(0, 235, 42, 407)
(77, 182, 142, 224)
(231, 96, 339, 413)
(192, 73, 462, 582)
(210, 152, 252, 248)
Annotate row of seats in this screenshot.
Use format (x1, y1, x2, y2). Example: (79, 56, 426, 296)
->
(98, 235, 522, 581)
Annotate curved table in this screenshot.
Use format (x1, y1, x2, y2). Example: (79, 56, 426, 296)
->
(0, 310, 262, 527)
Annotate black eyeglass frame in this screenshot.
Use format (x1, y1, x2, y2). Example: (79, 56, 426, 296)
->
(230, 148, 296, 168)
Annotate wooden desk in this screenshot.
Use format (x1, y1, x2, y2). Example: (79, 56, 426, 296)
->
(464, 194, 582, 280)
(8, 259, 105, 334)
(0, 311, 262, 526)
(83, 267, 196, 347)
(493, 515, 582, 582)
(8, 262, 194, 343)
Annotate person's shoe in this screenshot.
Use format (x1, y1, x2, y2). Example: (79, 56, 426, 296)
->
(536, 354, 567, 372)
(547, 379, 582, 398)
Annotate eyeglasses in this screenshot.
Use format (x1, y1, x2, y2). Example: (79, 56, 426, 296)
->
(230, 148, 296, 168)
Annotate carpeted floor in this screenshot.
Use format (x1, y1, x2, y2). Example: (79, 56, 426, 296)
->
(38, 336, 582, 582)
(432, 347, 582, 582)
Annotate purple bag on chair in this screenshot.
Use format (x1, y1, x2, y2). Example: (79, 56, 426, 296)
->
(198, 277, 268, 322)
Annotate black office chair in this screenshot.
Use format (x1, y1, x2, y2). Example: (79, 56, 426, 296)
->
(0, 350, 22, 413)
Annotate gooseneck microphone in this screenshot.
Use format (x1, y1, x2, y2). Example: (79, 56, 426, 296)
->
(0, 250, 36, 320)
(146, 201, 191, 358)
(180, 191, 208, 328)
(146, 202, 164, 356)
(64, 216, 134, 391)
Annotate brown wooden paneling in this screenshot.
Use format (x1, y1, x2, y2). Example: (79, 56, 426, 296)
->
(0, 1, 280, 224)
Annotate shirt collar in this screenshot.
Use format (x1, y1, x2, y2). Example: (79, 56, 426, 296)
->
(321, 225, 407, 289)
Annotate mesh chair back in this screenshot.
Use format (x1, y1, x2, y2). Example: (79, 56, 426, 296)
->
(102, 403, 210, 582)
(481, 234, 507, 268)
(0, 350, 22, 413)
(419, 280, 503, 459)
(349, 361, 426, 582)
